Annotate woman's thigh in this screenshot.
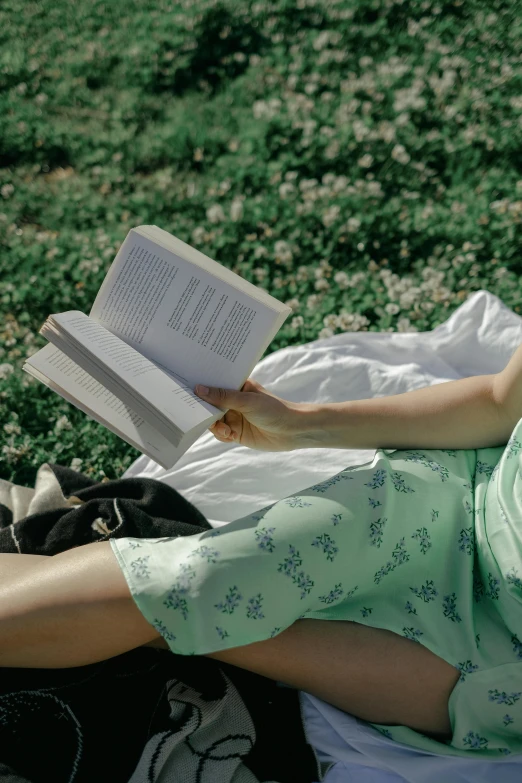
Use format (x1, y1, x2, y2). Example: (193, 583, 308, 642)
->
(205, 618, 460, 741)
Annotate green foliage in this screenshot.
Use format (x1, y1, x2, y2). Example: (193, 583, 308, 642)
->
(1, 0, 521, 484)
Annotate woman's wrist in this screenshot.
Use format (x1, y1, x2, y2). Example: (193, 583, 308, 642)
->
(287, 401, 337, 450)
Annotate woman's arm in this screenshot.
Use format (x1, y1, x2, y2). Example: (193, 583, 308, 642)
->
(293, 372, 513, 451)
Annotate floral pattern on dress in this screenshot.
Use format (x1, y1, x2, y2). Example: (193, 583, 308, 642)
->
(402, 627, 423, 643)
(112, 417, 522, 759)
(390, 471, 415, 494)
(187, 545, 220, 563)
(364, 469, 387, 489)
(506, 567, 522, 590)
(369, 517, 387, 548)
(246, 593, 265, 619)
(404, 452, 450, 482)
(255, 527, 276, 552)
(309, 473, 354, 493)
(455, 660, 479, 683)
(488, 689, 522, 706)
(283, 496, 313, 509)
(505, 434, 522, 460)
(374, 538, 410, 584)
(442, 592, 462, 623)
(318, 582, 345, 605)
(151, 618, 176, 642)
(277, 545, 314, 599)
(458, 527, 474, 555)
(129, 556, 151, 579)
(311, 533, 338, 561)
(462, 731, 489, 750)
(215, 585, 243, 614)
(411, 527, 432, 554)
(410, 579, 438, 603)
(511, 635, 522, 660)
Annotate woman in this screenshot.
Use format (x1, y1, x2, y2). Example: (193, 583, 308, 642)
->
(1, 342, 522, 759)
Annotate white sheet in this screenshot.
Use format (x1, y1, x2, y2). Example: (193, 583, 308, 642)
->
(123, 289, 522, 782)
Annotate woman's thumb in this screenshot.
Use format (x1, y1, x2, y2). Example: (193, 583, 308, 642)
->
(194, 385, 245, 411)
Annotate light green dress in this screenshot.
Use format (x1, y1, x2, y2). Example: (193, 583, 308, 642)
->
(110, 418, 522, 759)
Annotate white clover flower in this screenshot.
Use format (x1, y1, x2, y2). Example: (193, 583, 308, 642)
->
(273, 277, 285, 289)
(274, 240, 293, 264)
(337, 312, 355, 330)
(322, 205, 341, 227)
(385, 303, 401, 315)
(399, 288, 422, 309)
(253, 245, 268, 259)
(306, 294, 321, 311)
(296, 266, 310, 282)
(192, 226, 206, 244)
(367, 180, 384, 197)
(206, 204, 226, 223)
(0, 363, 14, 380)
(230, 198, 244, 222)
(397, 318, 419, 332)
(350, 314, 370, 331)
(252, 98, 281, 120)
(332, 176, 349, 193)
(333, 271, 350, 289)
(1, 184, 14, 199)
(285, 298, 301, 312)
(358, 154, 374, 168)
(299, 178, 319, 192)
(430, 286, 452, 303)
(55, 415, 73, 432)
(3, 422, 21, 436)
(291, 315, 304, 329)
(324, 140, 340, 160)
(313, 31, 331, 51)
(315, 278, 330, 291)
(346, 217, 361, 233)
(1, 445, 24, 462)
(350, 271, 367, 287)
(318, 327, 334, 339)
(391, 144, 411, 164)
(70, 457, 84, 471)
(323, 314, 340, 329)
(279, 182, 295, 199)
(253, 267, 267, 281)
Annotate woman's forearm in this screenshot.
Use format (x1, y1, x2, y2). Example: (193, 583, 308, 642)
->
(292, 373, 512, 451)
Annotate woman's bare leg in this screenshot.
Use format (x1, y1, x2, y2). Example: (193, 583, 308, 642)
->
(0, 542, 160, 669)
(0, 553, 49, 585)
(206, 620, 459, 741)
(0, 542, 459, 740)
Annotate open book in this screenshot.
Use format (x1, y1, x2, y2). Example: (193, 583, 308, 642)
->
(24, 225, 291, 468)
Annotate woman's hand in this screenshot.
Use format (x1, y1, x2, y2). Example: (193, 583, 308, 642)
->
(194, 379, 306, 452)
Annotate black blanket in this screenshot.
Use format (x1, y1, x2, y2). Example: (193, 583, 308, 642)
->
(0, 463, 328, 783)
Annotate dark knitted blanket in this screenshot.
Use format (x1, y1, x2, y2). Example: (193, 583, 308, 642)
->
(0, 463, 329, 783)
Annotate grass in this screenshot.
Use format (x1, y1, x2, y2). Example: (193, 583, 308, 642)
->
(1, 0, 521, 485)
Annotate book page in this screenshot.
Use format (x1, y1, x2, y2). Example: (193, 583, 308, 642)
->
(89, 230, 281, 390)
(46, 312, 219, 434)
(24, 345, 184, 469)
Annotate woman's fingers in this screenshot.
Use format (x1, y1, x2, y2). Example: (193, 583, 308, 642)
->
(209, 420, 232, 440)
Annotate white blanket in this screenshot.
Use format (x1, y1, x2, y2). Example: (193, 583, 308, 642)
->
(123, 289, 522, 782)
